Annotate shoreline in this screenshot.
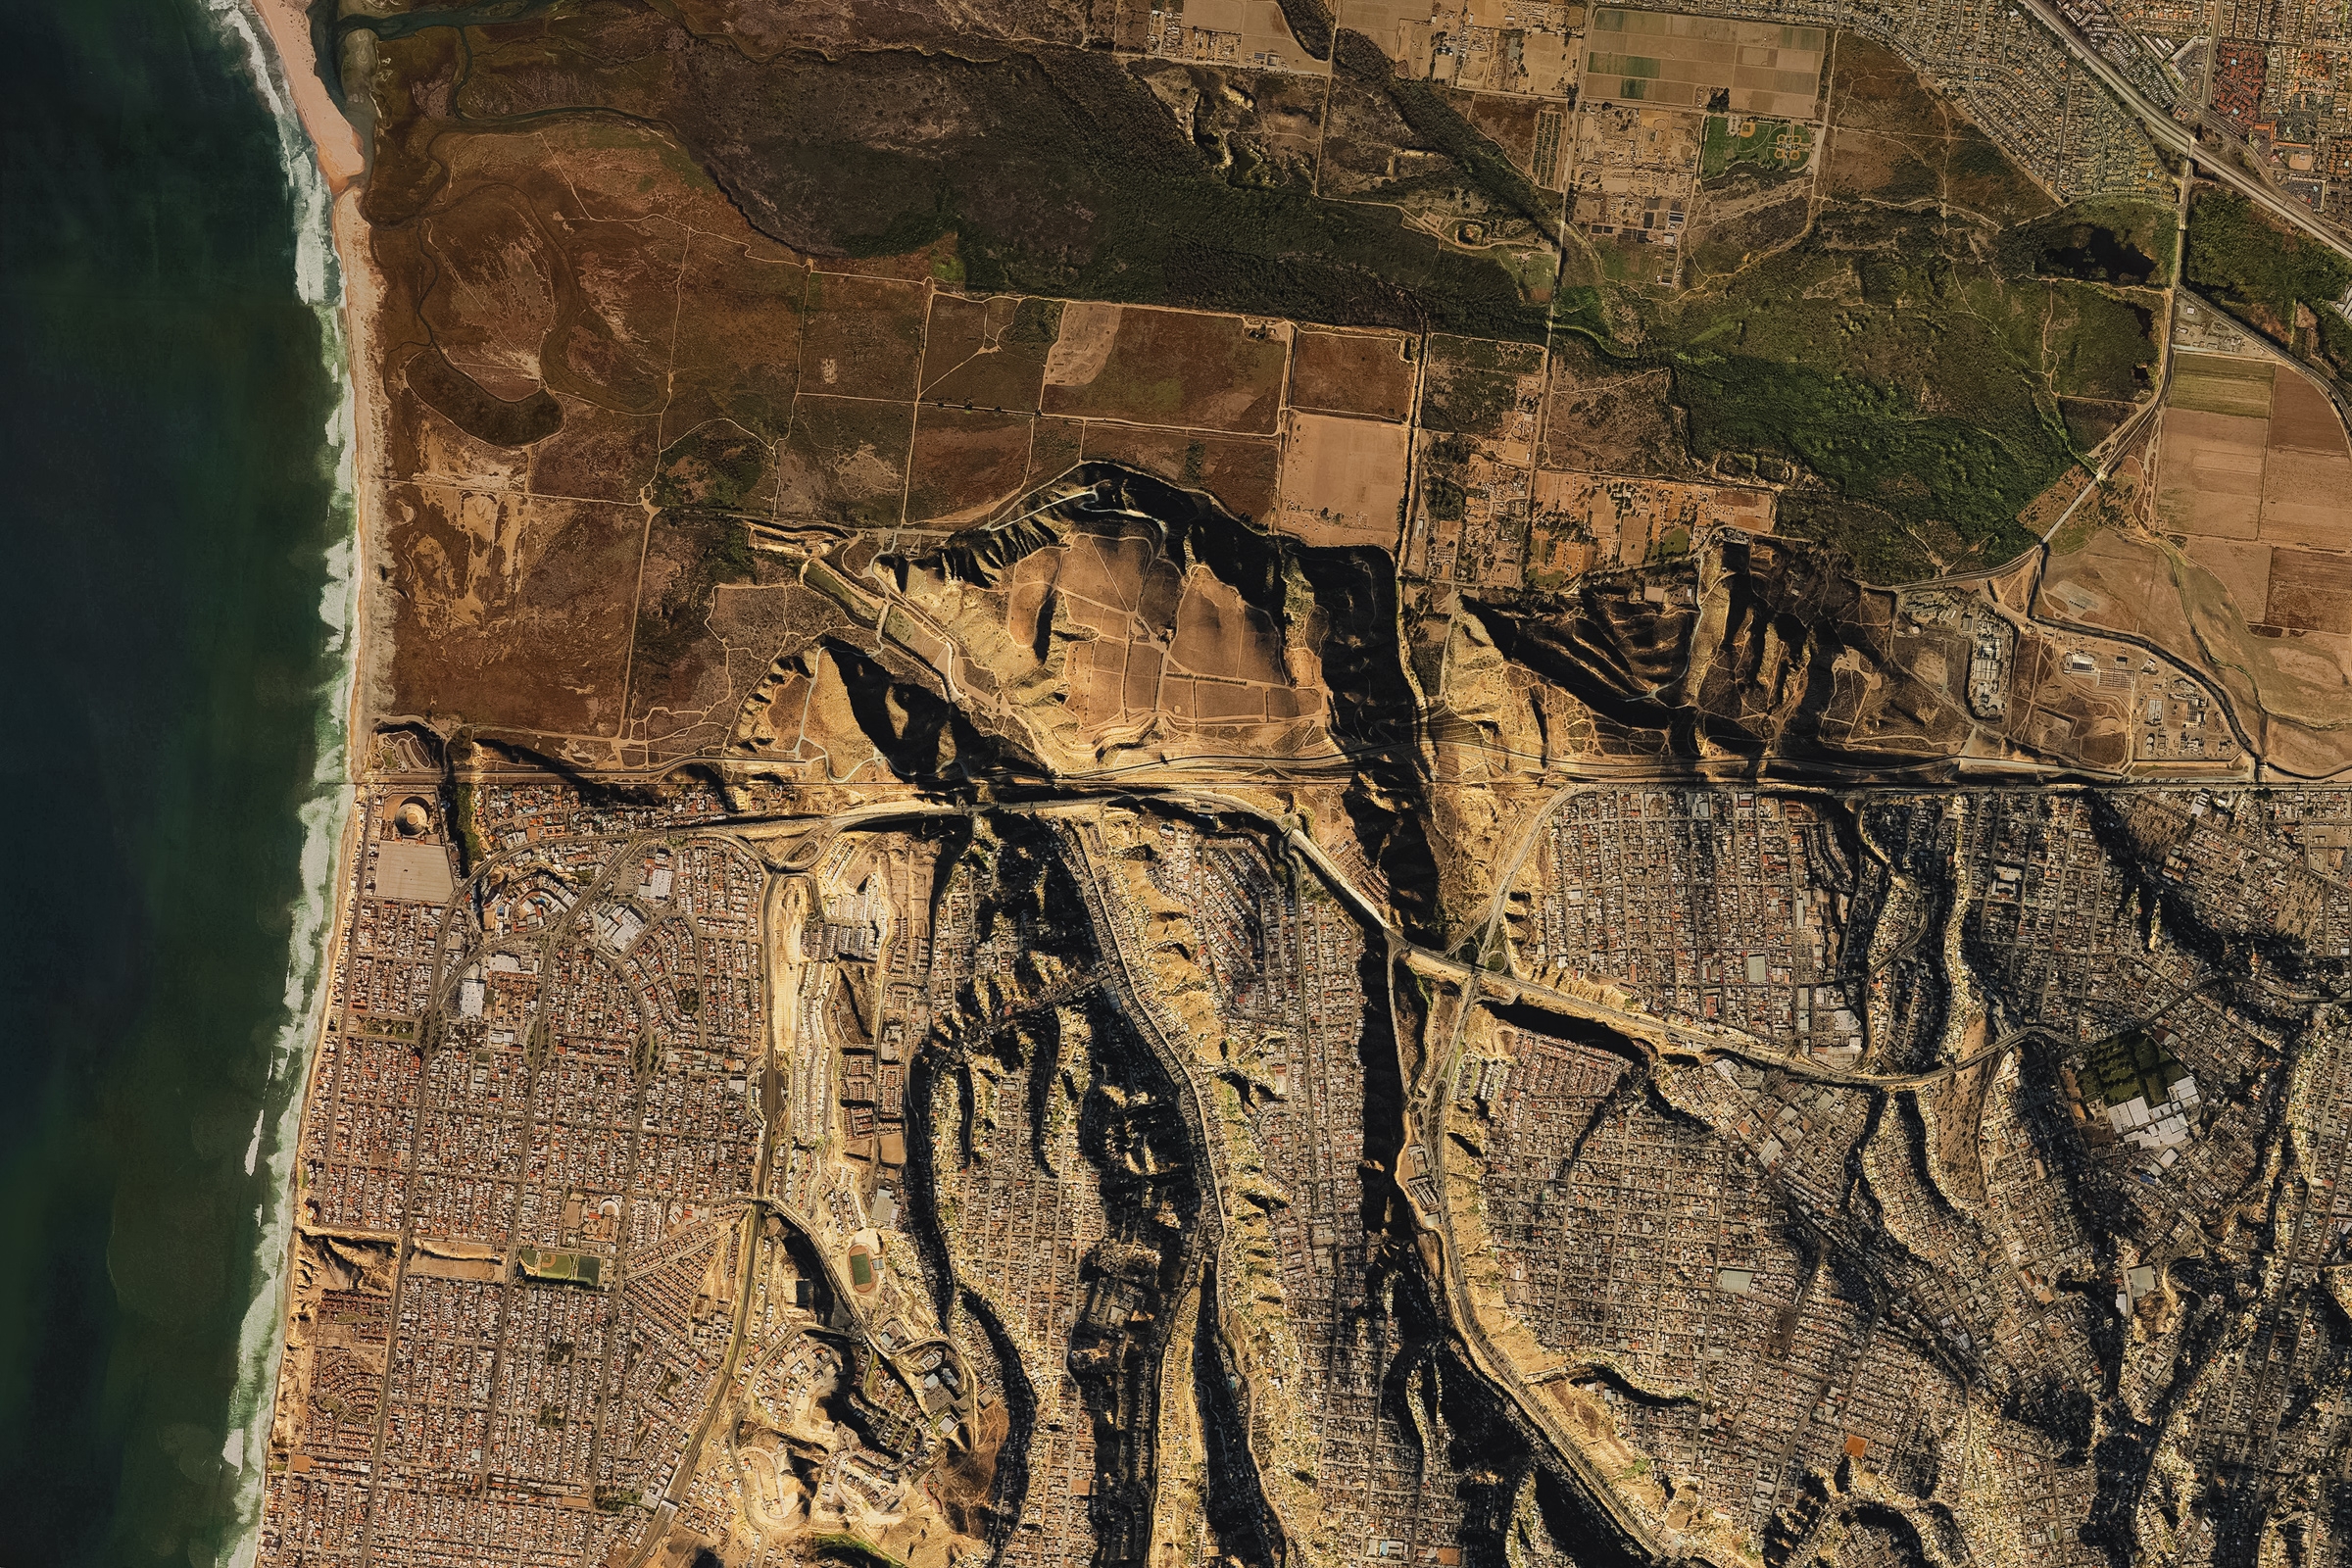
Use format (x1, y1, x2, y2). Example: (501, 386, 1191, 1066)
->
(212, 4, 378, 1565)
(248, 0, 364, 194)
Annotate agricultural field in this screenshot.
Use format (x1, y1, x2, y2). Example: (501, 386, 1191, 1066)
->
(2154, 352, 2352, 554)
(1041, 304, 1291, 432)
(1578, 9, 1827, 118)
(1083, 423, 1284, 521)
(2266, 549, 2352, 636)
(2146, 343, 2352, 734)
(1288, 326, 1420, 420)
(343, 0, 2221, 764)
(1276, 412, 1412, 546)
(2037, 335, 2352, 767)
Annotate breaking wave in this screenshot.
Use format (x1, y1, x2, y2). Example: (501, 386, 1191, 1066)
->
(194, 4, 362, 1564)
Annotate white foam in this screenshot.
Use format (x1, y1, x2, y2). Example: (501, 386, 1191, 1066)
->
(196, 6, 363, 1567)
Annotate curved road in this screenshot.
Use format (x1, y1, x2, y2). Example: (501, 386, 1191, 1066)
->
(2013, 0, 2352, 265)
(493, 769, 2271, 1567)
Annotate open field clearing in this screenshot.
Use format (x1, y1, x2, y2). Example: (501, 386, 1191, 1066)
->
(1277, 413, 1412, 545)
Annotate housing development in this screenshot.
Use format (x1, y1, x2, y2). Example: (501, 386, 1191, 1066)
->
(265, 758, 2352, 1567)
(253, 0, 2352, 1558)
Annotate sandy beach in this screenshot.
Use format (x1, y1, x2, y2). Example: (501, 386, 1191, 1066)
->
(242, 0, 390, 736)
(251, 0, 364, 192)
(231, 13, 394, 1563)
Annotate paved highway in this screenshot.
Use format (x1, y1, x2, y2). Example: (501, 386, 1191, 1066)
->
(503, 779, 2263, 1565)
(2012, 0, 2352, 264)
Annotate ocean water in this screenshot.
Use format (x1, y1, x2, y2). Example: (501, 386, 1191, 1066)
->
(0, 3, 354, 1565)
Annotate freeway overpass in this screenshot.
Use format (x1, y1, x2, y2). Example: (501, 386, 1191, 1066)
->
(2013, 0, 2352, 265)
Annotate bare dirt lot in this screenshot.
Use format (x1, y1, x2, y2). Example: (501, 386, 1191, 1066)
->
(2266, 548, 2352, 633)
(2182, 537, 2270, 629)
(2041, 526, 2352, 762)
(1276, 412, 1411, 546)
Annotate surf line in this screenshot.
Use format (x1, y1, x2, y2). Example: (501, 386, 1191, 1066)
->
(197, 4, 365, 1564)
